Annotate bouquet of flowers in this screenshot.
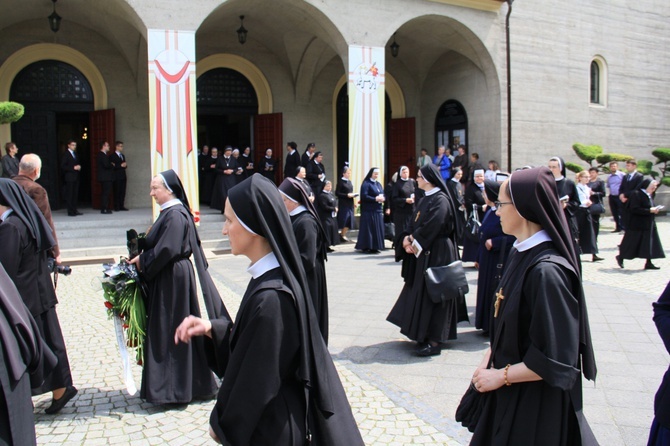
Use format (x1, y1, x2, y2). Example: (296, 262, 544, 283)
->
(102, 259, 146, 365)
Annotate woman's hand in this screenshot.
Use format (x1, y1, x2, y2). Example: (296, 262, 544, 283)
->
(174, 315, 212, 344)
(127, 255, 140, 270)
(472, 367, 505, 393)
(485, 239, 493, 250)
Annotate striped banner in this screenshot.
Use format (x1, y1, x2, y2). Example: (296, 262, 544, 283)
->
(147, 29, 200, 223)
(348, 45, 386, 193)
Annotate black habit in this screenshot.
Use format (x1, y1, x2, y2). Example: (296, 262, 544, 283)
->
(462, 182, 486, 262)
(335, 177, 355, 229)
(317, 190, 340, 247)
(391, 177, 416, 237)
(618, 187, 665, 261)
(203, 174, 362, 445)
(0, 263, 57, 446)
(138, 204, 217, 403)
(211, 156, 239, 211)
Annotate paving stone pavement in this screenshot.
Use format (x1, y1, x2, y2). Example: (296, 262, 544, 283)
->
(33, 215, 669, 445)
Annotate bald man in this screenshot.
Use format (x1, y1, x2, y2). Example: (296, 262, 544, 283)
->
(12, 154, 60, 262)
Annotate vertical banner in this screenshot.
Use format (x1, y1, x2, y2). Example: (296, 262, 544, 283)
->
(348, 45, 385, 194)
(147, 29, 200, 223)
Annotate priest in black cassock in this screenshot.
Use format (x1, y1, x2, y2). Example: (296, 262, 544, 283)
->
(0, 262, 56, 445)
(391, 166, 416, 238)
(174, 174, 363, 445)
(129, 170, 222, 404)
(211, 146, 238, 211)
(387, 164, 464, 356)
(0, 178, 77, 414)
(468, 166, 597, 445)
(355, 167, 386, 253)
(548, 156, 581, 264)
(279, 177, 329, 343)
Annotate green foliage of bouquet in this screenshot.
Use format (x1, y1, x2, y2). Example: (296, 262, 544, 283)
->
(102, 260, 146, 365)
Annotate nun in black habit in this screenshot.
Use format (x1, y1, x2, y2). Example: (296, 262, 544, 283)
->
(468, 166, 597, 445)
(279, 177, 330, 343)
(355, 167, 386, 253)
(548, 156, 582, 262)
(0, 262, 56, 445)
(316, 180, 340, 250)
(387, 164, 466, 356)
(128, 170, 221, 404)
(616, 178, 665, 270)
(474, 180, 515, 335)
(391, 165, 416, 237)
(0, 178, 76, 413)
(174, 173, 363, 445)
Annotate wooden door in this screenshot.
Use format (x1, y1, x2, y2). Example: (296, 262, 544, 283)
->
(89, 109, 115, 209)
(11, 111, 58, 209)
(253, 113, 283, 184)
(388, 117, 416, 177)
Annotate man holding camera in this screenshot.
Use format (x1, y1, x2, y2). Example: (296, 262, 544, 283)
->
(12, 153, 61, 263)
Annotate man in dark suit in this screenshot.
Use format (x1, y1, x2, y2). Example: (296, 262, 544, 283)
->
(307, 151, 327, 196)
(284, 141, 300, 180)
(618, 158, 644, 229)
(110, 141, 128, 211)
(301, 142, 316, 168)
(452, 144, 469, 184)
(12, 154, 61, 262)
(97, 141, 113, 214)
(60, 140, 82, 216)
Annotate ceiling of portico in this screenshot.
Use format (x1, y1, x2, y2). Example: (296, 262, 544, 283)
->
(386, 14, 498, 88)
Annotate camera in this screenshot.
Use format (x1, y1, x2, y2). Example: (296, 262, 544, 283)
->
(47, 258, 72, 276)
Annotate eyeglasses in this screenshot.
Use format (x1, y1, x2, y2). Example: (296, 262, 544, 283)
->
(495, 201, 513, 209)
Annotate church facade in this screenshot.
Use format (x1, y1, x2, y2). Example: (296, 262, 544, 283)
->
(0, 0, 667, 210)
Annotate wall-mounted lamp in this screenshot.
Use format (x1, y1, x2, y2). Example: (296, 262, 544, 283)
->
(48, 0, 62, 33)
(237, 15, 248, 45)
(390, 33, 399, 58)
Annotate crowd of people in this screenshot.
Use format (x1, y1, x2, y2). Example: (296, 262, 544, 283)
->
(0, 139, 667, 444)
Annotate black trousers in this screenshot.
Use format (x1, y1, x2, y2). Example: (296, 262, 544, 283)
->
(609, 194, 624, 230)
(100, 181, 112, 211)
(113, 178, 127, 210)
(64, 180, 79, 215)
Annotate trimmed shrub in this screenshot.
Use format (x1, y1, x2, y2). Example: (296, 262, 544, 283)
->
(0, 101, 24, 124)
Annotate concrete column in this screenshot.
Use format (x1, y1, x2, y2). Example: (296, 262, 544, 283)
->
(147, 29, 200, 221)
(348, 45, 386, 189)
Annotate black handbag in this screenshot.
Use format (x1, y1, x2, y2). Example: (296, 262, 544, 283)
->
(424, 260, 469, 306)
(455, 381, 489, 433)
(465, 204, 481, 242)
(590, 202, 605, 215)
(384, 222, 396, 242)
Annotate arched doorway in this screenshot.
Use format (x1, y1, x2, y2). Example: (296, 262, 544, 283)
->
(435, 100, 468, 153)
(10, 60, 95, 209)
(196, 67, 258, 150)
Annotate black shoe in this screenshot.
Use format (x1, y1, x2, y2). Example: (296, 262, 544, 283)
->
(340, 236, 350, 243)
(645, 262, 660, 270)
(75, 211, 83, 216)
(45, 386, 78, 414)
(615, 255, 624, 268)
(101, 210, 113, 214)
(327, 248, 335, 253)
(119, 208, 129, 211)
(368, 249, 381, 254)
(68, 213, 78, 217)
(592, 255, 604, 262)
(612, 229, 622, 233)
(416, 344, 441, 357)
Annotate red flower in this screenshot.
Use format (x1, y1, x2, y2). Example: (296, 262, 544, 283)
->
(137, 359, 143, 366)
(122, 324, 129, 329)
(104, 301, 114, 310)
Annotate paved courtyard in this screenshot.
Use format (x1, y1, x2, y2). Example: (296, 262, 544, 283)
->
(32, 212, 670, 445)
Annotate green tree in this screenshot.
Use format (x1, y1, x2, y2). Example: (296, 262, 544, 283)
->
(0, 101, 24, 124)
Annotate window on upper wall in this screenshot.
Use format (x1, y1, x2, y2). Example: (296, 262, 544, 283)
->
(590, 57, 607, 107)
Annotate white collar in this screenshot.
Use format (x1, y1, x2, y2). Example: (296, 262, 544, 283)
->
(160, 198, 182, 211)
(341, 177, 349, 181)
(425, 187, 439, 196)
(289, 150, 295, 155)
(513, 229, 551, 252)
(247, 252, 280, 279)
(289, 205, 307, 216)
(554, 176, 564, 181)
(0, 208, 13, 221)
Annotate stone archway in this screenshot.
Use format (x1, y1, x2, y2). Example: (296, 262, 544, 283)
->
(0, 44, 108, 144)
(197, 54, 272, 114)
